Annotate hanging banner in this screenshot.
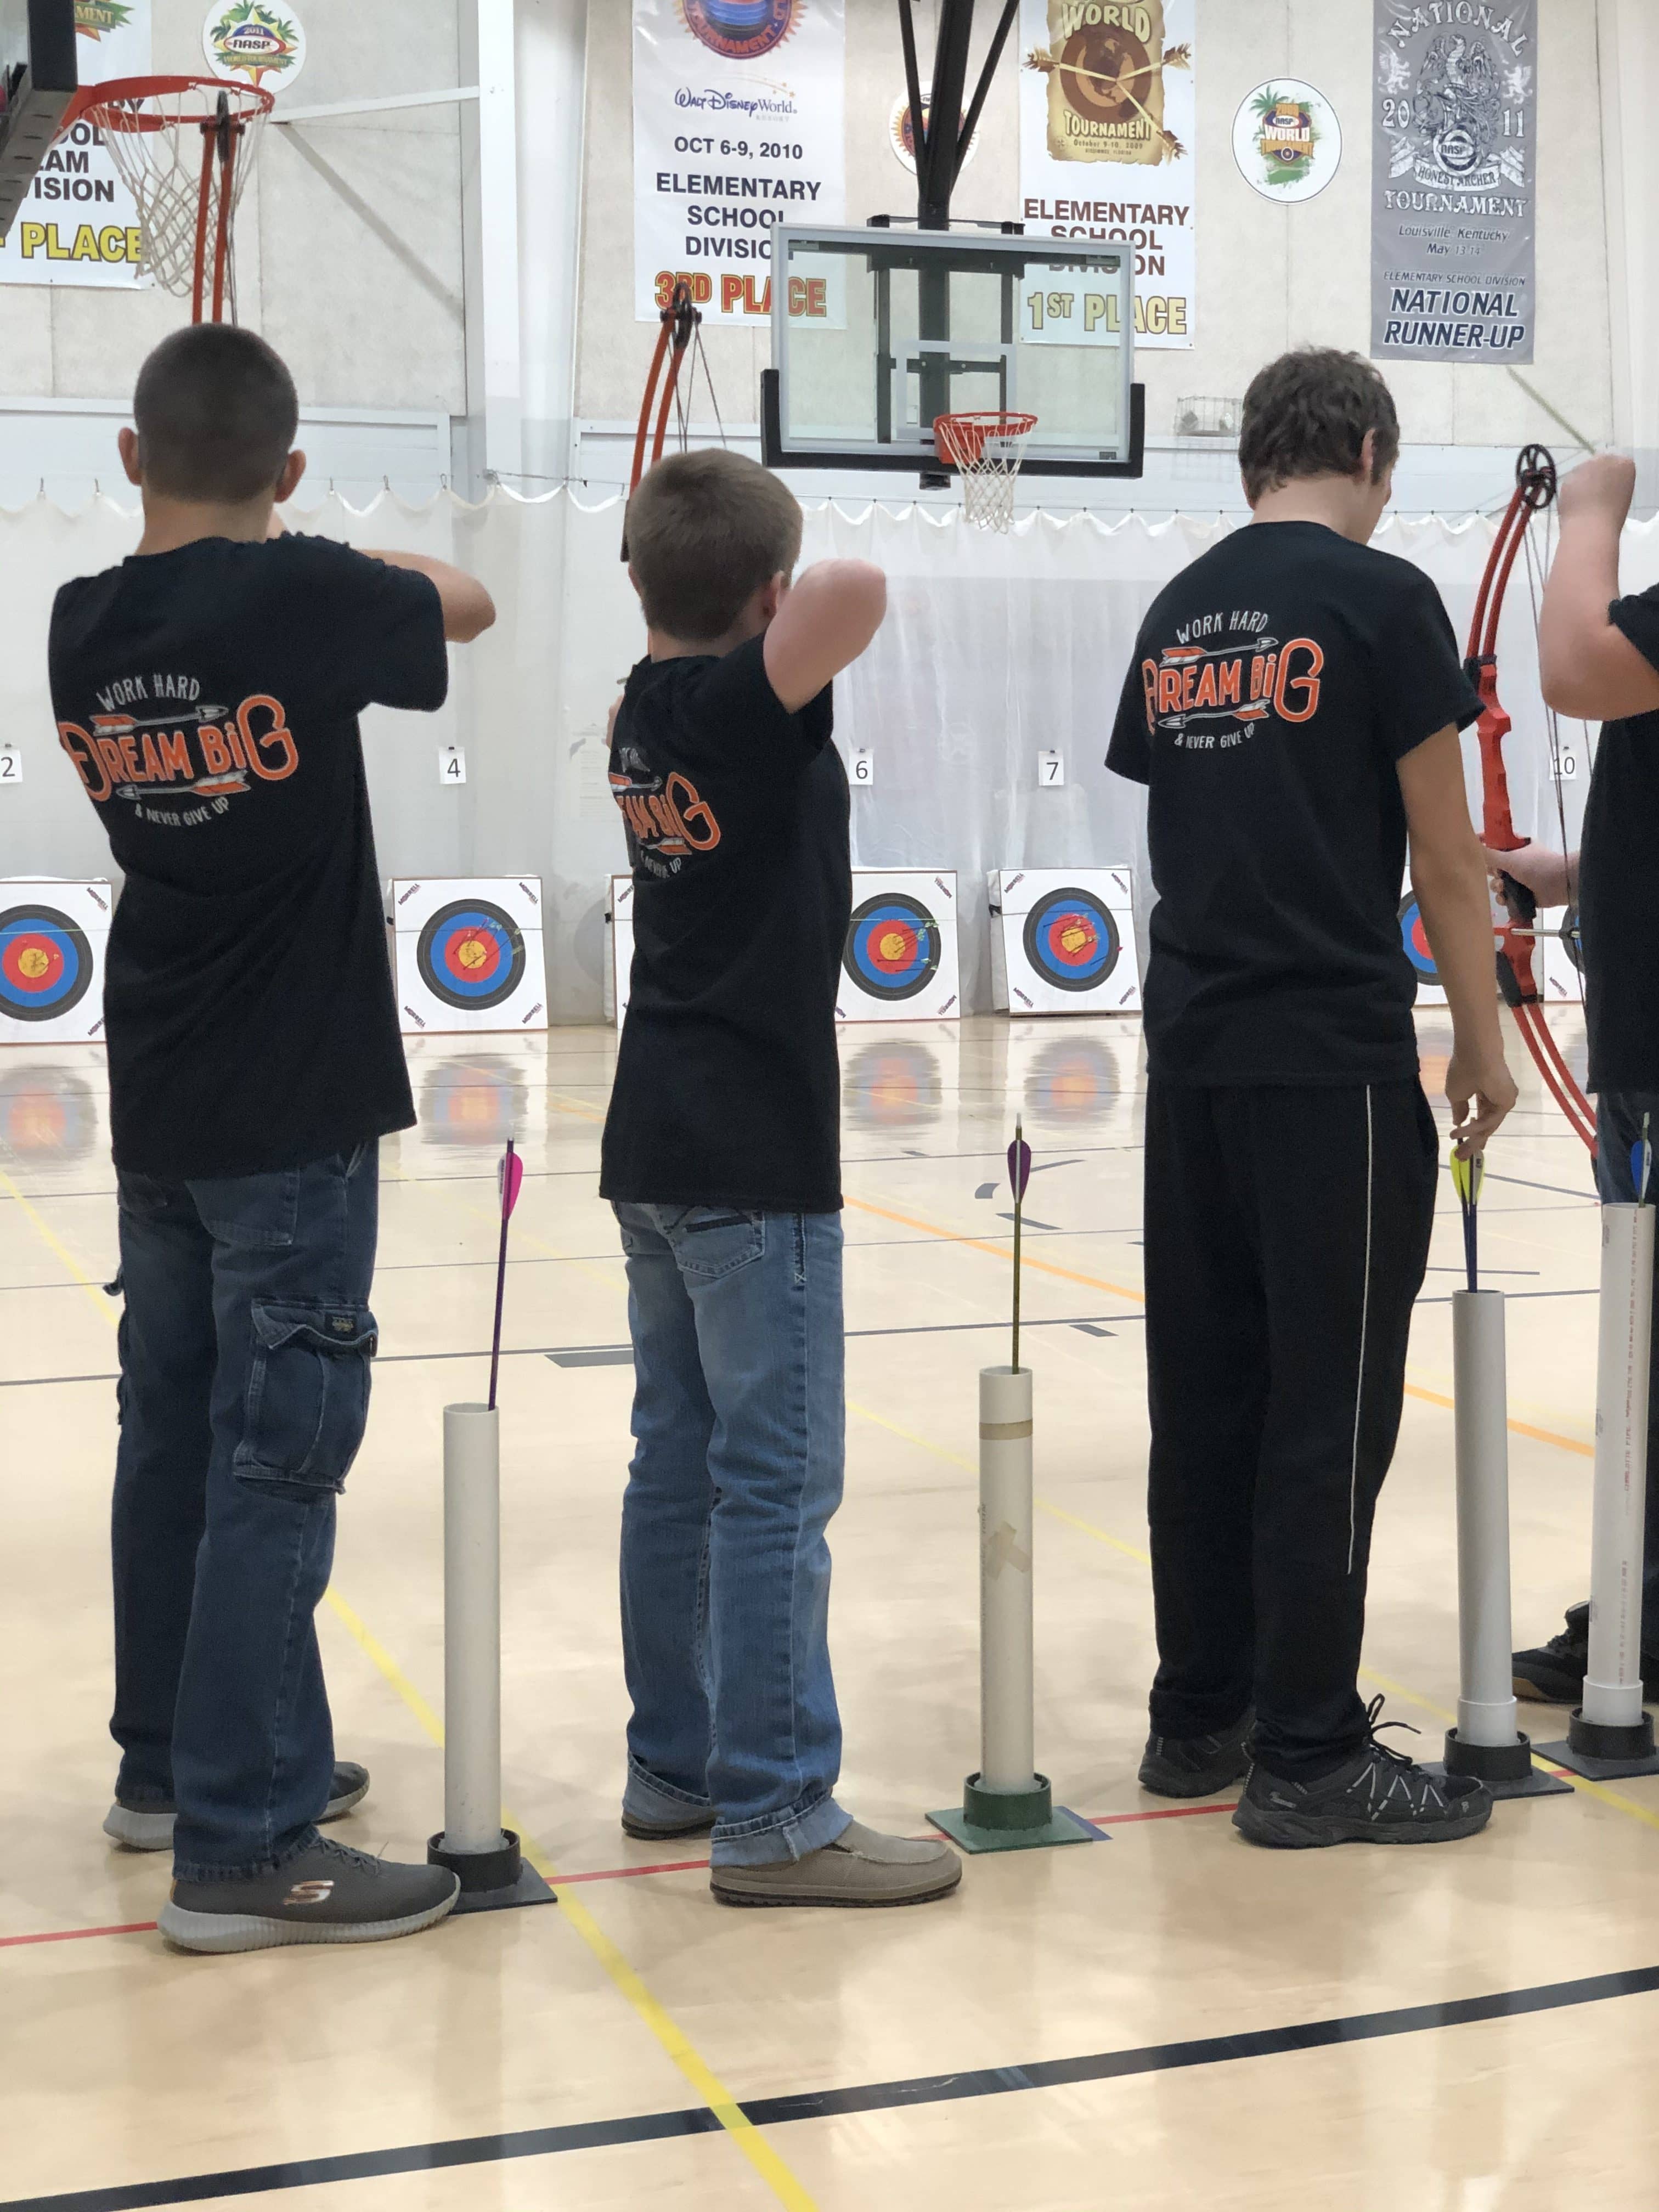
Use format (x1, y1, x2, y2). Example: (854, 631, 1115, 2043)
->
(1372, 0, 1537, 364)
(1017, 0, 1197, 350)
(0, 0, 152, 289)
(633, 0, 846, 326)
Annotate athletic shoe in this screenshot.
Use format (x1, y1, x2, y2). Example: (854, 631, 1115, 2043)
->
(1138, 1708, 1255, 1798)
(1513, 1601, 1659, 1703)
(710, 1821, 963, 1908)
(1233, 1699, 1492, 1849)
(621, 1806, 717, 1842)
(104, 1762, 370, 1852)
(157, 1836, 459, 1954)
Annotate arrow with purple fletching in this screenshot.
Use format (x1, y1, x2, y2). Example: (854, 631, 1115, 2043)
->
(488, 1140, 523, 1412)
(1009, 1120, 1031, 1372)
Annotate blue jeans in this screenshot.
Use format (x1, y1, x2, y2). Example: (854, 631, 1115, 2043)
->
(111, 1146, 381, 1880)
(613, 1204, 851, 1867)
(1596, 1093, 1659, 1646)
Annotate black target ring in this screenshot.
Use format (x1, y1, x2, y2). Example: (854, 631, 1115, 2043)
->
(416, 900, 528, 1013)
(0, 905, 95, 1024)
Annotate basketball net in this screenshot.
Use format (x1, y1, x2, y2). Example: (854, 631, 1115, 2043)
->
(933, 411, 1039, 533)
(74, 76, 273, 324)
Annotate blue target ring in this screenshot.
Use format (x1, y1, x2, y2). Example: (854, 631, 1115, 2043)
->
(416, 901, 527, 1012)
(0, 906, 94, 1023)
(843, 894, 942, 1003)
(1398, 894, 1438, 984)
(1022, 888, 1121, 993)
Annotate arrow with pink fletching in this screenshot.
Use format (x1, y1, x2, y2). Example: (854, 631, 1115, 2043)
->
(488, 1140, 523, 1412)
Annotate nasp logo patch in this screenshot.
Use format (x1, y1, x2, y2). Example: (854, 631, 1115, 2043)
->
(678, 0, 800, 61)
(202, 2, 308, 89)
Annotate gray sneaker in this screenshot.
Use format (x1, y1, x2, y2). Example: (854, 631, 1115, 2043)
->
(157, 1836, 459, 1954)
(104, 1762, 370, 1852)
(710, 1820, 963, 1909)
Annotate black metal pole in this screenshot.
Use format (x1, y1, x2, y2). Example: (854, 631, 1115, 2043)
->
(917, 0, 976, 228)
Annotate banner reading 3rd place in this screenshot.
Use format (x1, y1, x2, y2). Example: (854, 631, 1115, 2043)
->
(1017, 0, 1195, 349)
(0, 0, 153, 289)
(634, 0, 846, 326)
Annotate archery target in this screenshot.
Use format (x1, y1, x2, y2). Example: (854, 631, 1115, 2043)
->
(390, 878, 548, 1035)
(0, 882, 110, 1045)
(837, 871, 960, 1023)
(1541, 905, 1584, 1002)
(606, 875, 635, 1029)
(1398, 888, 1447, 1007)
(990, 869, 1141, 1015)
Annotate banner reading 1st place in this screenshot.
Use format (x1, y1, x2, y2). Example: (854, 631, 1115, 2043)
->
(1017, 0, 1196, 349)
(0, 0, 152, 289)
(633, 0, 845, 326)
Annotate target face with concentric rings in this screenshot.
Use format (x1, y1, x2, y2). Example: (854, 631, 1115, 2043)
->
(1022, 888, 1122, 994)
(0, 906, 95, 1024)
(843, 893, 943, 1003)
(415, 901, 528, 1013)
(1397, 894, 1439, 984)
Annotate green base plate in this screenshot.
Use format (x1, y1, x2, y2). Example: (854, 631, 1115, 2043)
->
(927, 1805, 1103, 1854)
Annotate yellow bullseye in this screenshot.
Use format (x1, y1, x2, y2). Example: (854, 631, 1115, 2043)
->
(456, 935, 489, 975)
(18, 948, 50, 981)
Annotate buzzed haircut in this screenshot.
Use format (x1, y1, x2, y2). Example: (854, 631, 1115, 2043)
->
(1238, 349, 1401, 505)
(626, 448, 803, 643)
(132, 325, 299, 504)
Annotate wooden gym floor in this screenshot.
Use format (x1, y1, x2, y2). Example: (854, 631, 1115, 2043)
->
(4, 1008, 1657, 2209)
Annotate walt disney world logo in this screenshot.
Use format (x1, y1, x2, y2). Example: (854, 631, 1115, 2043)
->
(678, 0, 801, 62)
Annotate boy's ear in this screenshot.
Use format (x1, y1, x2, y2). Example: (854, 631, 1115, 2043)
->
(761, 570, 787, 622)
(1358, 427, 1379, 482)
(626, 560, 645, 605)
(276, 449, 307, 503)
(117, 426, 143, 489)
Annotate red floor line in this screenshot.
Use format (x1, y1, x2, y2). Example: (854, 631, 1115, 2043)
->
(1, 1804, 1246, 1951)
(0, 1919, 156, 1949)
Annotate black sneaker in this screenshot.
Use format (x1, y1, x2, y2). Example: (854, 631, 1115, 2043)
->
(104, 1761, 371, 1852)
(1233, 1699, 1492, 1849)
(158, 1836, 459, 1954)
(1138, 1708, 1255, 1798)
(1513, 1602, 1659, 1703)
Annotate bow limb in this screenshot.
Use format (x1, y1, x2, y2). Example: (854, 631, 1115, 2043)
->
(1464, 445, 1598, 1158)
(621, 281, 702, 563)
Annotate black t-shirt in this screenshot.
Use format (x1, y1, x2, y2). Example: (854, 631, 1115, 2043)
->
(1107, 522, 1482, 1085)
(49, 533, 448, 1178)
(1581, 585, 1659, 1094)
(599, 634, 849, 1212)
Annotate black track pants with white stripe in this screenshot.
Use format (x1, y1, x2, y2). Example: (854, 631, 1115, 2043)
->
(1141, 1077, 1439, 1780)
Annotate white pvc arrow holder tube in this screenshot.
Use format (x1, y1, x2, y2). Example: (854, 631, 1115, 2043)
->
(442, 1402, 507, 1857)
(1582, 1203, 1656, 1730)
(1451, 1288, 1522, 1749)
(979, 1363, 1037, 1793)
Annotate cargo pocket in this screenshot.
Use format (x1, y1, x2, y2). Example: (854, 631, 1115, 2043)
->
(236, 1302, 379, 1499)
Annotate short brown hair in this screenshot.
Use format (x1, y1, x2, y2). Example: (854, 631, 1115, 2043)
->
(133, 325, 298, 503)
(626, 448, 803, 642)
(1238, 349, 1400, 504)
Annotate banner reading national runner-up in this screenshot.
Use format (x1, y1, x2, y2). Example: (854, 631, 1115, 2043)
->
(1370, 0, 1537, 365)
(633, 0, 846, 328)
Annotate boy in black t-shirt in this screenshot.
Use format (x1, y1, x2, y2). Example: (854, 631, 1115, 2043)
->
(50, 326, 495, 1952)
(601, 449, 960, 1909)
(1486, 454, 1659, 1702)
(1107, 349, 1517, 1847)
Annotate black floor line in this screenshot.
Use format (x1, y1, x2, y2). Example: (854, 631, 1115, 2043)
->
(12, 1963, 1658, 2211)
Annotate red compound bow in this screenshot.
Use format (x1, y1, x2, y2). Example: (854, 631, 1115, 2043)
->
(1465, 443, 1597, 1156)
(620, 280, 725, 560)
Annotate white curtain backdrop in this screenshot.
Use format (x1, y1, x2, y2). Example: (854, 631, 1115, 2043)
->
(4, 487, 1655, 1020)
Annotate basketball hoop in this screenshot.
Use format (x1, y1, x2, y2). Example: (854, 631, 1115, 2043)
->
(70, 76, 273, 324)
(933, 411, 1039, 533)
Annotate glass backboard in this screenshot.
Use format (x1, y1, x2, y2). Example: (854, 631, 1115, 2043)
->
(762, 225, 1142, 479)
(0, 1, 76, 245)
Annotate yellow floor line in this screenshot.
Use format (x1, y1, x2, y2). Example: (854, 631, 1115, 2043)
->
(0, 1165, 121, 1331)
(846, 1186, 1597, 1458)
(322, 1588, 819, 2211)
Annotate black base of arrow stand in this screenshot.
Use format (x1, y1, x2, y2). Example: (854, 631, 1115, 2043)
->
(1536, 1708, 1659, 1781)
(1424, 1729, 1572, 1801)
(428, 1827, 557, 1915)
